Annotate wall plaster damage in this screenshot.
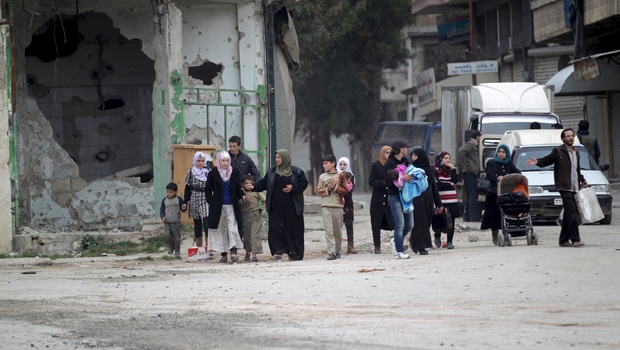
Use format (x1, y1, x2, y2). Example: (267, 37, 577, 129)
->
(2, 0, 277, 254)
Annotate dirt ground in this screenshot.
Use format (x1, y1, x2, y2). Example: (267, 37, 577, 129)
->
(1, 193, 620, 350)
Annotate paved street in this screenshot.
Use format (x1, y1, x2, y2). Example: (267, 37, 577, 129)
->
(0, 192, 619, 349)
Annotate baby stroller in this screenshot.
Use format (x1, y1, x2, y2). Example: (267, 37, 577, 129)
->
(496, 174, 537, 247)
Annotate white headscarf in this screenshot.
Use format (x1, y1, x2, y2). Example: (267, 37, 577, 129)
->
(337, 157, 353, 176)
(216, 151, 232, 182)
(191, 152, 209, 181)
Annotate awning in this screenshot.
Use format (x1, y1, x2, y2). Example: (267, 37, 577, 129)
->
(547, 50, 620, 96)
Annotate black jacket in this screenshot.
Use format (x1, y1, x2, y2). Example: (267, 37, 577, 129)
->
(253, 166, 308, 216)
(205, 169, 245, 232)
(229, 150, 260, 182)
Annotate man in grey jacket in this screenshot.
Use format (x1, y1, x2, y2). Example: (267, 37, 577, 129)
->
(457, 130, 482, 222)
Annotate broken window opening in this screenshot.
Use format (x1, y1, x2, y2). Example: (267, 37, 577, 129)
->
(25, 17, 83, 62)
(188, 62, 223, 85)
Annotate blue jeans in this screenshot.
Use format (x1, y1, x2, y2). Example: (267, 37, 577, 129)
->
(462, 172, 480, 220)
(388, 195, 413, 253)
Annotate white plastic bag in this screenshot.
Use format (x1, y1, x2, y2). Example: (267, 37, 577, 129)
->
(575, 188, 604, 224)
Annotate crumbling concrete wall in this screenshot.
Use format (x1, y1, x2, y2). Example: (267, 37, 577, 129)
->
(179, 2, 266, 154)
(0, 23, 11, 253)
(12, 4, 156, 232)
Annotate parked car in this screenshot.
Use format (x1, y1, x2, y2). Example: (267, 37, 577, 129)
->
(372, 121, 441, 157)
(500, 129, 612, 224)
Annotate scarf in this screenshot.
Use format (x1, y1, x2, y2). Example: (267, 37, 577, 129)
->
(276, 149, 293, 177)
(493, 144, 511, 165)
(379, 145, 391, 165)
(216, 151, 232, 182)
(337, 157, 353, 176)
(434, 151, 452, 179)
(191, 152, 209, 181)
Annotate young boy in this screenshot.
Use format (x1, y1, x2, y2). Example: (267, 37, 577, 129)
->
(315, 155, 349, 260)
(160, 182, 186, 256)
(239, 175, 266, 262)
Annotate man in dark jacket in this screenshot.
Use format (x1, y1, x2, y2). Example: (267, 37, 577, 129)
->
(228, 135, 261, 182)
(526, 128, 588, 247)
(576, 120, 601, 165)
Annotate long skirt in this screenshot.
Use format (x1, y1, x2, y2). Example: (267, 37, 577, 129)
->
(208, 205, 244, 253)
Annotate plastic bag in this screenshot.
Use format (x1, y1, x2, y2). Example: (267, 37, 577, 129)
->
(575, 188, 604, 224)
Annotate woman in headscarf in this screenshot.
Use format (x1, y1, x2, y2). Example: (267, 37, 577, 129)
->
(433, 151, 460, 249)
(182, 151, 211, 249)
(337, 157, 356, 254)
(409, 148, 443, 255)
(252, 149, 308, 261)
(206, 151, 246, 263)
(480, 144, 520, 245)
(368, 146, 394, 254)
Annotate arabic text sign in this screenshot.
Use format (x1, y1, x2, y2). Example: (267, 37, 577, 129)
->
(447, 61, 498, 76)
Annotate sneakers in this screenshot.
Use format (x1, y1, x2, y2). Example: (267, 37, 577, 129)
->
(396, 252, 410, 259)
(218, 256, 228, 263)
(573, 241, 585, 247)
(447, 242, 455, 249)
(374, 246, 381, 254)
(231, 255, 239, 262)
(389, 238, 397, 255)
(559, 242, 573, 247)
(327, 253, 338, 260)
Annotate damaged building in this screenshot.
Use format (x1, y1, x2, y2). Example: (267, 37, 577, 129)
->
(0, 0, 300, 254)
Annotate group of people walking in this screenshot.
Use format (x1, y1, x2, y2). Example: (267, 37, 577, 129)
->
(160, 136, 309, 262)
(161, 126, 590, 262)
(370, 140, 462, 259)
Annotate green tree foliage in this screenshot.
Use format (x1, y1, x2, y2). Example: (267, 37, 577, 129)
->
(291, 0, 413, 180)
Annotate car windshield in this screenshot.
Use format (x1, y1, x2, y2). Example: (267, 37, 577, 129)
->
(480, 115, 559, 134)
(375, 124, 428, 147)
(513, 145, 598, 171)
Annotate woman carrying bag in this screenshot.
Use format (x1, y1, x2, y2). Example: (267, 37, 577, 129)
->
(433, 151, 460, 249)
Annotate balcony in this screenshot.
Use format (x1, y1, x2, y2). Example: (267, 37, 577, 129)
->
(411, 0, 472, 15)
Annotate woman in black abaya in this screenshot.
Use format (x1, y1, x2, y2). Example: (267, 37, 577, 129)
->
(252, 149, 308, 260)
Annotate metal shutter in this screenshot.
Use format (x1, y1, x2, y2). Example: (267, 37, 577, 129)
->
(274, 47, 295, 152)
(499, 63, 512, 82)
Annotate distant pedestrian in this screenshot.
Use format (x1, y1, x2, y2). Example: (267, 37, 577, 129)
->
(480, 144, 520, 245)
(182, 152, 211, 248)
(240, 175, 266, 262)
(409, 148, 442, 255)
(228, 135, 261, 182)
(576, 120, 601, 165)
(551, 123, 563, 129)
(338, 157, 356, 254)
(384, 140, 413, 259)
(457, 131, 482, 222)
(251, 149, 308, 261)
(160, 182, 186, 256)
(316, 154, 349, 260)
(530, 121, 541, 129)
(206, 151, 246, 263)
(434, 151, 461, 249)
(526, 128, 587, 247)
(368, 146, 394, 254)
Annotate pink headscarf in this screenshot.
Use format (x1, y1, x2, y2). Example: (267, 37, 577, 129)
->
(191, 152, 209, 181)
(216, 151, 232, 182)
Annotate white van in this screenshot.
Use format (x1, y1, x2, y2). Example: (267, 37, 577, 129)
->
(499, 129, 612, 224)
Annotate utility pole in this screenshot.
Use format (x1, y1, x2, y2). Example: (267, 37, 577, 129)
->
(469, 0, 477, 85)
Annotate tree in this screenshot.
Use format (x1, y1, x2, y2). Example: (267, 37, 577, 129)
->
(291, 0, 413, 186)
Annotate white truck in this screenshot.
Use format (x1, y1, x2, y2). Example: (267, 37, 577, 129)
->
(441, 83, 562, 216)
